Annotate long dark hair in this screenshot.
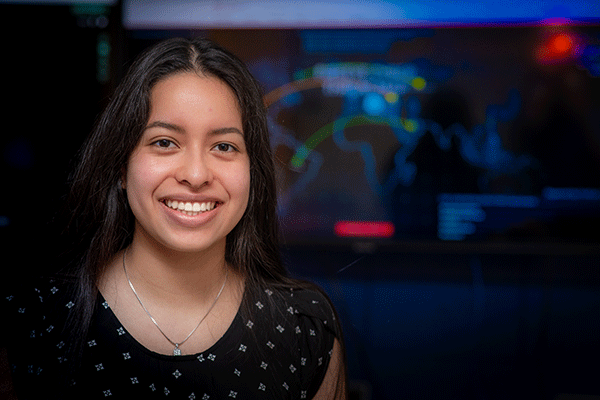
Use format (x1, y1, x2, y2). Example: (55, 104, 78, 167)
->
(65, 37, 345, 397)
(67, 36, 284, 328)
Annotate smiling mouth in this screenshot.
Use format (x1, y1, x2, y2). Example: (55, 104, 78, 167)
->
(164, 200, 218, 216)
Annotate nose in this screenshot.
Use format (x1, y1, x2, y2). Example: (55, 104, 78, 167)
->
(175, 149, 213, 189)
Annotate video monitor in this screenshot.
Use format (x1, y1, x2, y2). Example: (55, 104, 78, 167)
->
(125, 23, 600, 247)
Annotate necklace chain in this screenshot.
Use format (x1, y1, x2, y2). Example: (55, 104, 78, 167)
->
(122, 250, 228, 356)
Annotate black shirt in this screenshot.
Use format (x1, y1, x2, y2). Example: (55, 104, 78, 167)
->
(2, 278, 338, 399)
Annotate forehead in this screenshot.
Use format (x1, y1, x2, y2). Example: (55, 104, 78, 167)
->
(150, 71, 241, 115)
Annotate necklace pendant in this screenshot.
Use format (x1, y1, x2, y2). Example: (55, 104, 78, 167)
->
(173, 345, 181, 356)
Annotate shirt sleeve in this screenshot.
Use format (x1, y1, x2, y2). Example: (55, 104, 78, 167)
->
(288, 287, 340, 399)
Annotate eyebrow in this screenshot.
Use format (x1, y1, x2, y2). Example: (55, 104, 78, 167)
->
(145, 121, 243, 136)
(145, 121, 184, 133)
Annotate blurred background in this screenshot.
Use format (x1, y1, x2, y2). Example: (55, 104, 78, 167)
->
(1, 1, 599, 399)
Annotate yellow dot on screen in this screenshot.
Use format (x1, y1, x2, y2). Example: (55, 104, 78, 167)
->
(403, 119, 418, 132)
(384, 92, 399, 104)
(411, 77, 426, 91)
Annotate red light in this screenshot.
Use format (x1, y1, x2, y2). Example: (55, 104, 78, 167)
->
(536, 31, 581, 65)
(551, 33, 572, 54)
(334, 221, 395, 238)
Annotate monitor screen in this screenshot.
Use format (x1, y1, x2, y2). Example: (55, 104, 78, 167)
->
(125, 25, 600, 246)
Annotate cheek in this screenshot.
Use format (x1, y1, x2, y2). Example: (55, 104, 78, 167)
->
(233, 169, 251, 205)
(225, 163, 251, 209)
(124, 155, 164, 200)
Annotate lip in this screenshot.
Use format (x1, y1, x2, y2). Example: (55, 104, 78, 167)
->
(159, 196, 222, 226)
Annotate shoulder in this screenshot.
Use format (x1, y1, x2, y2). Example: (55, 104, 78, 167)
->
(1, 276, 75, 345)
(288, 286, 339, 334)
(247, 283, 341, 365)
(2, 275, 74, 309)
(254, 283, 340, 335)
(239, 283, 341, 398)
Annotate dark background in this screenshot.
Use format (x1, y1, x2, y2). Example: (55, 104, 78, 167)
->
(1, 2, 599, 399)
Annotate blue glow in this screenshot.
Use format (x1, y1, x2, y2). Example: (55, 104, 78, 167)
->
(124, 0, 600, 29)
(580, 45, 600, 76)
(362, 93, 387, 116)
(437, 201, 486, 240)
(270, 61, 536, 209)
(543, 187, 600, 201)
(301, 30, 435, 54)
(281, 92, 303, 107)
(438, 193, 540, 208)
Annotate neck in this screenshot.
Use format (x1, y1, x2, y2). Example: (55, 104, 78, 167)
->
(122, 233, 230, 306)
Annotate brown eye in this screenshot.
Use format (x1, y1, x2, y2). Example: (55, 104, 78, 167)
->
(153, 139, 175, 148)
(215, 143, 236, 152)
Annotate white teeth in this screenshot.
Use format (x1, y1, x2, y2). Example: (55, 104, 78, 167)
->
(165, 200, 216, 215)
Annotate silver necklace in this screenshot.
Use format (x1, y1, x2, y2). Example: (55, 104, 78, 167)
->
(122, 250, 228, 356)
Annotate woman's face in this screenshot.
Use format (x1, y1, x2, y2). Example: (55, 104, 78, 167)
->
(123, 72, 250, 255)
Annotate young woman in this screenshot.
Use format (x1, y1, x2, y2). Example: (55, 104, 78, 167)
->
(1, 37, 346, 399)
